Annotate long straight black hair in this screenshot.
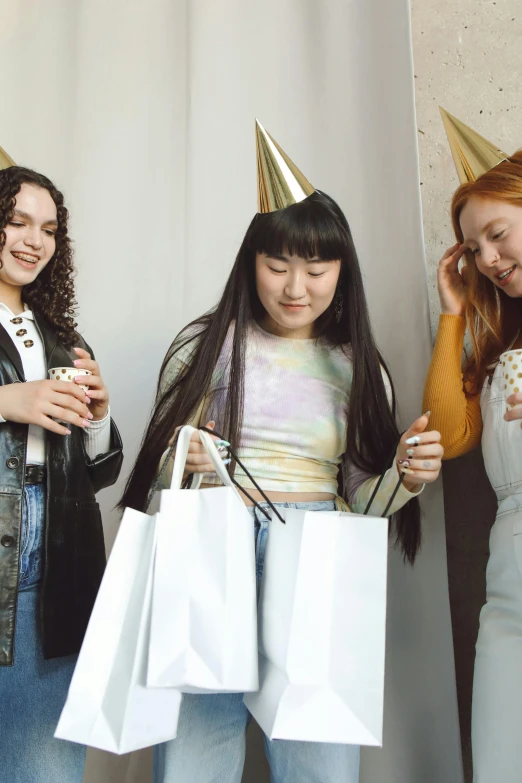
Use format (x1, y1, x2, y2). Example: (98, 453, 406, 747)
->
(120, 191, 421, 562)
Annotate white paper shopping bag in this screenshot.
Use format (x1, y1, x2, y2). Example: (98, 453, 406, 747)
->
(244, 508, 388, 745)
(55, 507, 181, 754)
(147, 426, 258, 694)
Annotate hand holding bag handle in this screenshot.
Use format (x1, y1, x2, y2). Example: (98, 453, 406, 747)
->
(155, 425, 406, 523)
(192, 429, 245, 496)
(200, 426, 406, 522)
(199, 427, 285, 524)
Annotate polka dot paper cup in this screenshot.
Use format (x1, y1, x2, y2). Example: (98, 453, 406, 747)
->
(500, 350, 522, 409)
(48, 367, 92, 393)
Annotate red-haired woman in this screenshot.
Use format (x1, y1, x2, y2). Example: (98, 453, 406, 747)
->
(424, 151, 522, 782)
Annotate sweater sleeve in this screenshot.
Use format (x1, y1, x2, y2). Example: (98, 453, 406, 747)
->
(345, 364, 424, 515)
(349, 464, 423, 516)
(422, 314, 483, 460)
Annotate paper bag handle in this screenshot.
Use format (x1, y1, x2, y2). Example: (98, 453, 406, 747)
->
(143, 425, 196, 512)
(192, 430, 244, 501)
(199, 427, 285, 524)
(169, 425, 199, 490)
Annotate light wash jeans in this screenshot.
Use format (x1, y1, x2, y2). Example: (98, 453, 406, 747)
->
(0, 484, 86, 783)
(154, 500, 361, 783)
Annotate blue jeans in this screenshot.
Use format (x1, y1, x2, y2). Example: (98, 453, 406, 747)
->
(154, 500, 361, 783)
(0, 484, 86, 783)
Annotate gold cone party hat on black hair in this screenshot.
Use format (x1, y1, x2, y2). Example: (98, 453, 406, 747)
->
(0, 145, 14, 170)
(255, 120, 314, 213)
(440, 107, 508, 184)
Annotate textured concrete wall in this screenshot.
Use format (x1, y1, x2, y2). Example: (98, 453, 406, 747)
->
(412, 0, 521, 331)
(411, 1, 522, 779)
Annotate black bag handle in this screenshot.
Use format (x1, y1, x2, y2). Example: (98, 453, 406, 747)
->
(363, 437, 406, 518)
(200, 426, 285, 524)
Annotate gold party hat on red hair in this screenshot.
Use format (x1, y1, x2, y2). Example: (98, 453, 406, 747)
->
(0, 145, 15, 170)
(255, 120, 315, 213)
(440, 108, 508, 184)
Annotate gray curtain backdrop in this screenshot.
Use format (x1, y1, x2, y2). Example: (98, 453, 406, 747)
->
(0, 1, 463, 781)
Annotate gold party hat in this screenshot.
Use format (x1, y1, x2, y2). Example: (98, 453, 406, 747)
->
(0, 145, 15, 170)
(255, 120, 315, 213)
(440, 108, 508, 184)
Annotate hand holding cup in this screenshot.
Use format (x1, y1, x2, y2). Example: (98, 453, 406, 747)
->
(70, 347, 110, 421)
(0, 378, 92, 436)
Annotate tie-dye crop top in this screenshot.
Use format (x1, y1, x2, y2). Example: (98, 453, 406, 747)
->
(159, 319, 421, 515)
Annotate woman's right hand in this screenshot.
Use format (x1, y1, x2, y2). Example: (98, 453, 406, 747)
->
(168, 421, 229, 480)
(0, 380, 93, 435)
(437, 242, 468, 317)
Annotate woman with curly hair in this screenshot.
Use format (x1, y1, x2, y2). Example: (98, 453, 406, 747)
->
(0, 166, 123, 782)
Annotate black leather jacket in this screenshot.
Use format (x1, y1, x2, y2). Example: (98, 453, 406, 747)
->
(0, 315, 123, 665)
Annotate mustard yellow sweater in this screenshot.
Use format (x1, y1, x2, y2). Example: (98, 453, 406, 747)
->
(422, 314, 483, 460)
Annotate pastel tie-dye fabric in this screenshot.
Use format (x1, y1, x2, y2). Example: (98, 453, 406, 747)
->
(202, 320, 351, 493)
(159, 319, 422, 514)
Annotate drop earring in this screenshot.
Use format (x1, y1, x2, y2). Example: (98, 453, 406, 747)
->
(334, 289, 343, 323)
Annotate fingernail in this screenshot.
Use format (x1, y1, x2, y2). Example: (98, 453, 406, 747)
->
(406, 448, 415, 456)
(423, 410, 431, 419)
(217, 444, 227, 453)
(73, 360, 81, 366)
(215, 439, 230, 447)
(82, 419, 91, 427)
(223, 458, 232, 465)
(64, 429, 71, 435)
(86, 412, 94, 419)
(398, 460, 410, 467)
(405, 436, 421, 445)
(401, 468, 415, 475)
(73, 347, 81, 353)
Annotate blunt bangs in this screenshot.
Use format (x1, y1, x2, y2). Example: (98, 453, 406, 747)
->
(247, 191, 350, 262)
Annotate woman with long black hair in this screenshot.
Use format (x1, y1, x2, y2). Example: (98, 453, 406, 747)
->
(121, 124, 442, 783)
(0, 164, 123, 782)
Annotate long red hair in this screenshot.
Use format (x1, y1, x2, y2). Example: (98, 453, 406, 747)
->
(451, 150, 522, 394)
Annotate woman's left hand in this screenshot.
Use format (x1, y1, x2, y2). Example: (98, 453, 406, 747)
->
(504, 394, 522, 425)
(395, 413, 444, 490)
(72, 347, 110, 421)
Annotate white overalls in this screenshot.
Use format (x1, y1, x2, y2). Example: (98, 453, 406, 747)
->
(472, 358, 522, 781)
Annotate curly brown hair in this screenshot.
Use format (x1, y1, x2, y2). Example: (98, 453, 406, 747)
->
(0, 166, 78, 344)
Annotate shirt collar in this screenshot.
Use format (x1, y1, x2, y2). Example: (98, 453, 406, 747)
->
(0, 302, 34, 321)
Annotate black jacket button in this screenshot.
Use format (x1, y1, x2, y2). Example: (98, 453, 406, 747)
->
(1, 535, 14, 547)
(6, 457, 19, 469)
